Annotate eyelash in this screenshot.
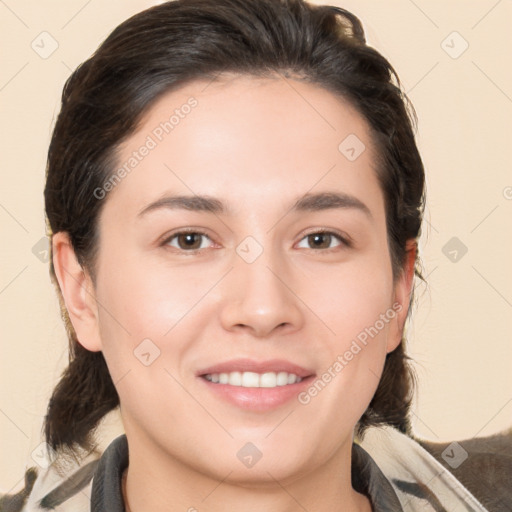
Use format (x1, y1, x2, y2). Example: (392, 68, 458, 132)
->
(161, 228, 352, 254)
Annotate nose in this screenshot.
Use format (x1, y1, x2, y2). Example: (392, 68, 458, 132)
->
(219, 245, 304, 338)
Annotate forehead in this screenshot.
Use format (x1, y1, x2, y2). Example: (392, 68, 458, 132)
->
(105, 73, 384, 219)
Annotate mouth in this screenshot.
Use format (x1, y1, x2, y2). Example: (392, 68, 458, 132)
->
(197, 359, 315, 411)
(203, 370, 303, 387)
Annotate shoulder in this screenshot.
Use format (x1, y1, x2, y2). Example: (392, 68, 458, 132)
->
(358, 424, 512, 511)
(0, 435, 128, 512)
(0, 456, 98, 512)
(415, 427, 512, 511)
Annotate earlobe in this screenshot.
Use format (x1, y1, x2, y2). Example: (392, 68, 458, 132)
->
(386, 239, 417, 353)
(52, 232, 102, 352)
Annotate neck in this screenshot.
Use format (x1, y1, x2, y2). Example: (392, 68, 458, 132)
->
(121, 432, 371, 512)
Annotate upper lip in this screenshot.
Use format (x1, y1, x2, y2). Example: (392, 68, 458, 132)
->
(197, 358, 315, 379)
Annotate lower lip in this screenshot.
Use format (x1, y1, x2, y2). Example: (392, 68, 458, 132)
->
(199, 376, 314, 411)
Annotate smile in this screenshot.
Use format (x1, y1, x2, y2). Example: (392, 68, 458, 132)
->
(203, 371, 303, 388)
(197, 358, 315, 410)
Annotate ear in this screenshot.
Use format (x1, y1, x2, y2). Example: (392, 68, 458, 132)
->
(52, 232, 102, 352)
(386, 239, 417, 354)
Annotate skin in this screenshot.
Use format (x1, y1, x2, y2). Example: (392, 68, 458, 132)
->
(53, 74, 416, 512)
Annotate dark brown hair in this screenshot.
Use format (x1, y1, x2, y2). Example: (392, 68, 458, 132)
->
(44, 0, 425, 456)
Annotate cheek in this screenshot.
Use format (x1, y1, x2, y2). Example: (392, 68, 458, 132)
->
(308, 251, 394, 344)
(93, 251, 223, 383)
(93, 263, 201, 423)
(96, 248, 213, 334)
(298, 255, 395, 413)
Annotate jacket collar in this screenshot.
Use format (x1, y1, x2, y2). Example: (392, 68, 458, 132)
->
(89, 434, 403, 511)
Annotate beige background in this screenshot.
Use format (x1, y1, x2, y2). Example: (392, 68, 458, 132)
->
(1, 0, 511, 493)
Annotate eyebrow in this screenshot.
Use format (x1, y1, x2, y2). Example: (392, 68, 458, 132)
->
(137, 191, 372, 218)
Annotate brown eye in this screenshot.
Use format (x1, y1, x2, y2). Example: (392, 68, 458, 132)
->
(296, 231, 348, 251)
(165, 232, 211, 251)
(308, 233, 333, 249)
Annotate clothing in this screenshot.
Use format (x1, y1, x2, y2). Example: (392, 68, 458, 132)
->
(2, 425, 510, 511)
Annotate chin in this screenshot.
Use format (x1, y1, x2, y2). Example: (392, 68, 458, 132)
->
(210, 457, 312, 488)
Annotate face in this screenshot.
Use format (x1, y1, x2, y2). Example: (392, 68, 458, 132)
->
(59, 74, 413, 484)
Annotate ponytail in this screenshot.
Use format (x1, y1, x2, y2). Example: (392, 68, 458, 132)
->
(44, 338, 119, 456)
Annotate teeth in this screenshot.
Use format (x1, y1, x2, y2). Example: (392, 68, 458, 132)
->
(260, 372, 277, 388)
(241, 371, 259, 387)
(204, 371, 303, 388)
(276, 371, 289, 386)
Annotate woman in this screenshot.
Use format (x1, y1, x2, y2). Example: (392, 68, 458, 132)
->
(2, 0, 510, 511)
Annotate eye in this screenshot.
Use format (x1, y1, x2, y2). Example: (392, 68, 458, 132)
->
(163, 230, 213, 251)
(296, 230, 350, 251)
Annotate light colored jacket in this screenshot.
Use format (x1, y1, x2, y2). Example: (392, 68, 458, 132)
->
(1, 425, 511, 511)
